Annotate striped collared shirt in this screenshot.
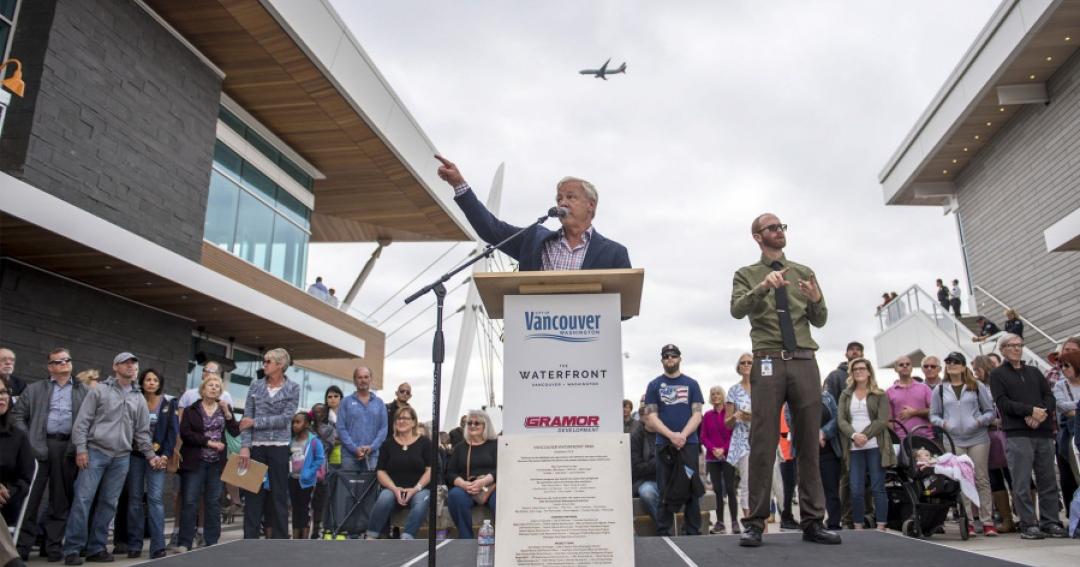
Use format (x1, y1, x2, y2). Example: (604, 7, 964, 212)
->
(454, 183, 593, 270)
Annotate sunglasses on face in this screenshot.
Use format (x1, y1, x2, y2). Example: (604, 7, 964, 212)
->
(466, 420, 484, 427)
(738, 361, 753, 366)
(896, 363, 911, 367)
(662, 354, 679, 360)
(397, 389, 412, 395)
(48, 358, 72, 366)
(922, 364, 939, 369)
(758, 223, 788, 234)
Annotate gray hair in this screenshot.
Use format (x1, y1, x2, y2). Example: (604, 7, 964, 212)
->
(557, 176, 598, 205)
(264, 347, 291, 367)
(998, 333, 1022, 347)
(467, 409, 498, 441)
(736, 352, 753, 374)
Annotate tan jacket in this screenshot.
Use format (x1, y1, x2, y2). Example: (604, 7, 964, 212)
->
(837, 389, 895, 469)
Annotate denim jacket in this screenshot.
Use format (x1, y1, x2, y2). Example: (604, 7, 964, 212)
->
(241, 378, 300, 447)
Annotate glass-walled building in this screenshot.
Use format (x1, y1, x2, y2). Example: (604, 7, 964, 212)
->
(204, 106, 315, 288)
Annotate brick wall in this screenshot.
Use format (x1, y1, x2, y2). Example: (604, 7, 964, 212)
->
(955, 51, 1080, 356)
(0, 259, 191, 396)
(0, 0, 222, 261)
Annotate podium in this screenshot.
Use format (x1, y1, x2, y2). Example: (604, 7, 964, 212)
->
(473, 269, 643, 567)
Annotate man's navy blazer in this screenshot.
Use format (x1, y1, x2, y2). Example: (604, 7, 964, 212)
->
(454, 189, 631, 271)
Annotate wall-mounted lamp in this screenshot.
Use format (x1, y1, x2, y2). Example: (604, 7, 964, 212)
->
(0, 58, 24, 97)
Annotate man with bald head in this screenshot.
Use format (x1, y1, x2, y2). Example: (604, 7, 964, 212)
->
(731, 213, 838, 547)
(0, 347, 26, 397)
(435, 156, 630, 270)
(887, 355, 933, 441)
(337, 366, 387, 472)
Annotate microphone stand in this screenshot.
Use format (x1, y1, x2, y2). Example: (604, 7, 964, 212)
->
(404, 210, 557, 566)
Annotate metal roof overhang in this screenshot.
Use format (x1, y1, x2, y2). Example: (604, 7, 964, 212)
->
(878, 0, 1080, 206)
(142, 0, 474, 244)
(0, 172, 372, 363)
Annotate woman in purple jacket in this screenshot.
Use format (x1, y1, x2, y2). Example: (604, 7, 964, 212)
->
(701, 385, 737, 534)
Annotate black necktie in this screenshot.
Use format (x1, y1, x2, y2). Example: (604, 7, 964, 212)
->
(770, 260, 798, 352)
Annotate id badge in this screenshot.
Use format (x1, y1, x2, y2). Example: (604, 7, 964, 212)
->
(761, 357, 773, 377)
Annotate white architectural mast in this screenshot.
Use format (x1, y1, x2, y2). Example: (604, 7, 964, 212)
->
(442, 164, 504, 431)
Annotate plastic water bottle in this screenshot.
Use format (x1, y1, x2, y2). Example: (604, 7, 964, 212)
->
(476, 519, 495, 567)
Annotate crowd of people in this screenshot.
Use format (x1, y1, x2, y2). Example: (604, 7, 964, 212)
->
(624, 336, 1080, 542)
(1, 333, 1078, 566)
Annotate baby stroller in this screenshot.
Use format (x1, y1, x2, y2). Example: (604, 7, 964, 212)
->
(885, 422, 970, 540)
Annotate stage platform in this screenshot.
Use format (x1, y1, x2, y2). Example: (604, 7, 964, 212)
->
(142, 531, 1026, 566)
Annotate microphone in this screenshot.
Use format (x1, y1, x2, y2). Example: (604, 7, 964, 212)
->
(547, 206, 569, 219)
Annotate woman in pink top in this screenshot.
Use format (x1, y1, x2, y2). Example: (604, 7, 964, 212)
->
(701, 385, 737, 534)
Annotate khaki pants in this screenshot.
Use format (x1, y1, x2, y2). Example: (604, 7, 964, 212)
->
(746, 357, 826, 531)
(952, 442, 992, 521)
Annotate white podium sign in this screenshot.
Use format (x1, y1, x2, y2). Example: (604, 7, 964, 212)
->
(502, 293, 624, 435)
(494, 434, 634, 567)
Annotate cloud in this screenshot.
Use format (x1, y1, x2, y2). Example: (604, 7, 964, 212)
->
(314, 0, 998, 423)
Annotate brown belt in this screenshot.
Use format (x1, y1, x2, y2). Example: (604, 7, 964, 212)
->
(753, 350, 816, 361)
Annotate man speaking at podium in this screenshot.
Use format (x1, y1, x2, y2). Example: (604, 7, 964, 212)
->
(435, 156, 631, 270)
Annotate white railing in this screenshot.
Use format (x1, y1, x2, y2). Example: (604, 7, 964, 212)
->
(973, 285, 1061, 349)
(876, 283, 1052, 373)
(876, 284, 978, 350)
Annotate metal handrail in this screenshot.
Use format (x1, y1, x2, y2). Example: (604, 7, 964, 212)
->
(972, 285, 1060, 347)
(876, 283, 975, 348)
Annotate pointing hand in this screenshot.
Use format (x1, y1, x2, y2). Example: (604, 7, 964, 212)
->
(435, 155, 465, 188)
(761, 268, 789, 290)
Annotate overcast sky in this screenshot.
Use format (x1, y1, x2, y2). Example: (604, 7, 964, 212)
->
(313, 0, 998, 425)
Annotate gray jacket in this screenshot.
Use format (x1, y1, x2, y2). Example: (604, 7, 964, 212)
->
(241, 378, 300, 447)
(13, 377, 89, 461)
(71, 376, 155, 459)
(929, 381, 995, 447)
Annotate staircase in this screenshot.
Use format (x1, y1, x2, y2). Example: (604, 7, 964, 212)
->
(873, 284, 1051, 373)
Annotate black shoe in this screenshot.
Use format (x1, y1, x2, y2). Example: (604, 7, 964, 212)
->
(802, 523, 842, 545)
(1020, 526, 1045, 540)
(780, 519, 800, 531)
(7, 558, 28, 567)
(48, 552, 64, 563)
(150, 550, 168, 559)
(84, 551, 114, 563)
(17, 549, 30, 562)
(64, 555, 84, 566)
(739, 526, 763, 547)
(126, 550, 142, 559)
(842, 522, 855, 530)
(1042, 524, 1068, 538)
(111, 544, 127, 555)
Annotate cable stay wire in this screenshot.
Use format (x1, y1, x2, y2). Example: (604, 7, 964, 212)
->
(366, 242, 463, 320)
(384, 305, 465, 359)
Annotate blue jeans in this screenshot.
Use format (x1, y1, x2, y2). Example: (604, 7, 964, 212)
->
(849, 447, 887, 525)
(366, 487, 430, 539)
(63, 450, 130, 556)
(126, 456, 165, 553)
(635, 480, 660, 522)
(448, 487, 496, 538)
(180, 460, 225, 548)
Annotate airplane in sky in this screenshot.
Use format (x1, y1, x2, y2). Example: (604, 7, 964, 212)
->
(579, 58, 627, 80)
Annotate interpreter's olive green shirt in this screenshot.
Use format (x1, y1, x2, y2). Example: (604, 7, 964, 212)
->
(730, 254, 827, 352)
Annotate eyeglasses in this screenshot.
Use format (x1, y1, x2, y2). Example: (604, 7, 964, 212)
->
(662, 354, 680, 360)
(202, 368, 220, 375)
(738, 361, 753, 366)
(48, 358, 72, 366)
(466, 420, 484, 427)
(922, 364, 939, 369)
(852, 367, 870, 373)
(896, 362, 911, 367)
(397, 389, 412, 395)
(262, 359, 274, 365)
(396, 415, 415, 421)
(758, 223, 788, 234)
(945, 360, 963, 365)
(1001, 343, 1023, 349)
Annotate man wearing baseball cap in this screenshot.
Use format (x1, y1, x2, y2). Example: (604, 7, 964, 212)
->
(642, 344, 706, 536)
(63, 353, 165, 565)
